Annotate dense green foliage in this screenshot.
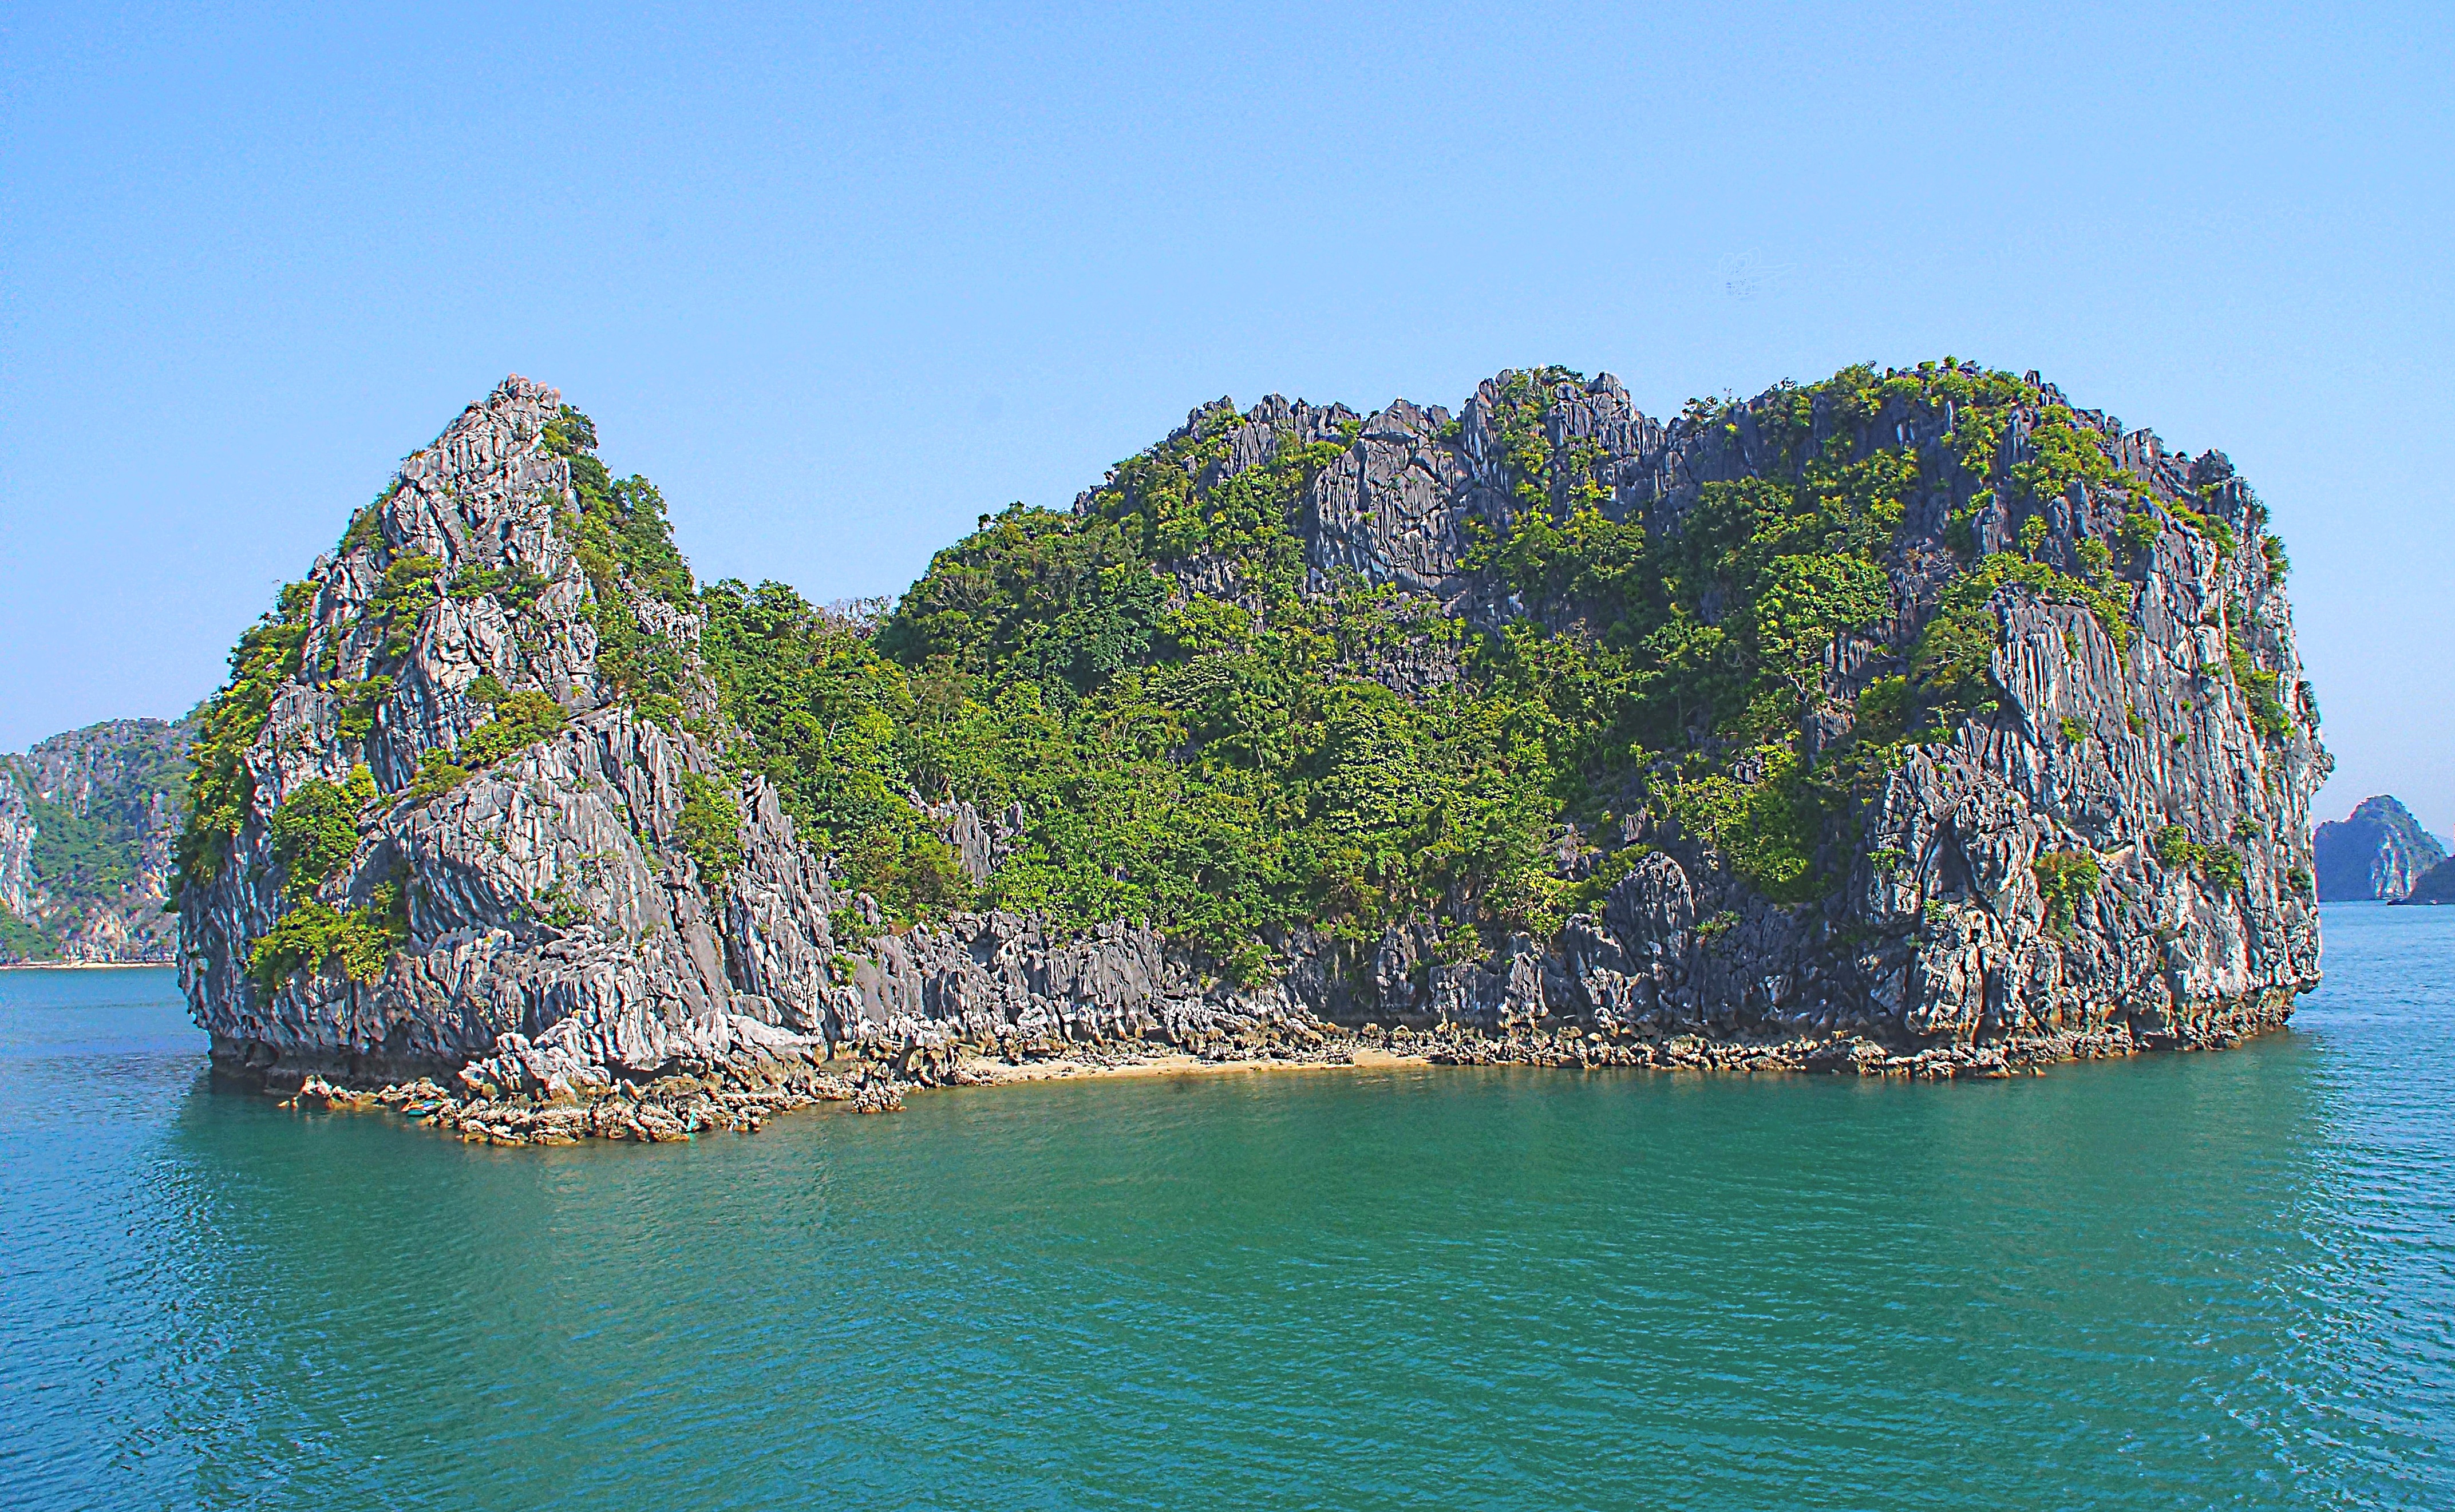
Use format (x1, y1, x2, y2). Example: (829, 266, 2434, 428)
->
(267, 765, 378, 901)
(0, 903, 60, 960)
(705, 569, 1573, 976)
(370, 555, 445, 659)
(698, 580, 978, 916)
(13, 731, 187, 904)
(176, 581, 315, 891)
(543, 407, 695, 722)
(406, 689, 569, 803)
(1656, 747, 1827, 903)
(2154, 824, 2246, 891)
(675, 770, 745, 885)
(1078, 401, 1347, 602)
(2227, 629, 2295, 741)
(247, 883, 408, 994)
(685, 361, 2272, 972)
(2032, 849, 2103, 935)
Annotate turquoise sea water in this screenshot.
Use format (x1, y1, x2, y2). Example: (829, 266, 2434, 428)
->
(3, 908, 2450, 1509)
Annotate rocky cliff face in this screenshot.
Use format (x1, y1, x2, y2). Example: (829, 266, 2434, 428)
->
(0, 777, 35, 951)
(0, 719, 191, 963)
(180, 367, 2329, 1133)
(176, 379, 846, 1094)
(2314, 795, 2445, 901)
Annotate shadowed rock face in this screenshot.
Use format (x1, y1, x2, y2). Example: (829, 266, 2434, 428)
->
(180, 369, 2329, 1105)
(2315, 796, 2446, 901)
(2396, 855, 2455, 907)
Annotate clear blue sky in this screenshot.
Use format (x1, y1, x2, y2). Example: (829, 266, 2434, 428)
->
(4, 3, 2448, 833)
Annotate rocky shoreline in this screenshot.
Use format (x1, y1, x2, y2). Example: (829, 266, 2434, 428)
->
(228, 992, 2299, 1147)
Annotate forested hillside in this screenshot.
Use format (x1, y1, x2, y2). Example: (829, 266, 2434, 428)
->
(697, 363, 2308, 980)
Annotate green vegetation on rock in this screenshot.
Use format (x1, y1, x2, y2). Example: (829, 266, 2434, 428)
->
(406, 689, 569, 804)
(0, 903, 60, 961)
(2032, 849, 2103, 936)
(268, 766, 379, 901)
(247, 882, 408, 994)
(543, 406, 695, 722)
(675, 770, 745, 886)
(176, 581, 314, 891)
(180, 362, 2304, 995)
(699, 363, 2147, 963)
(2153, 824, 2246, 891)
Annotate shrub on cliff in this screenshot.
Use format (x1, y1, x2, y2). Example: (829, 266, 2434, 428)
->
(246, 883, 407, 995)
(544, 406, 694, 720)
(2032, 849, 2103, 936)
(405, 690, 570, 804)
(675, 771, 745, 886)
(176, 581, 315, 892)
(268, 765, 379, 901)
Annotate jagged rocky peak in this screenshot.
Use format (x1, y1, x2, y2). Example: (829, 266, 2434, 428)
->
(2314, 796, 2447, 901)
(181, 361, 2332, 1142)
(177, 375, 841, 1095)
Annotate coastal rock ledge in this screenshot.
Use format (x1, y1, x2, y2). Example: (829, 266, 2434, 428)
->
(179, 370, 2327, 1144)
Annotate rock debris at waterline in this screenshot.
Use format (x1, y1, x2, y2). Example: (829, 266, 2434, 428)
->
(180, 364, 2326, 1143)
(247, 1011, 2292, 1147)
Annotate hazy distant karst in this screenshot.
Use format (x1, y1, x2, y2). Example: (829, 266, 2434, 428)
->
(2397, 855, 2455, 907)
(171, 364, 2327, 1139)
(0, 719, 192, 963)
(2314, 795, 2447, 902)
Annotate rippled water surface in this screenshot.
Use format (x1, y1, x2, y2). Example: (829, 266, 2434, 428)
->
(4, 905, 2451, 1509)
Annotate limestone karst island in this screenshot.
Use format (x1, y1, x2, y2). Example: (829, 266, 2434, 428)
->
(30, 361, 2313, 1145)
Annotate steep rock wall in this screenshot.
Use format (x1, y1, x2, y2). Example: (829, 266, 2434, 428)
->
(179, 379, 842, 1090)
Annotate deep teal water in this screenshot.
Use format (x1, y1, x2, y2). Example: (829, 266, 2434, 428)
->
(3, 908, 2450, 1510)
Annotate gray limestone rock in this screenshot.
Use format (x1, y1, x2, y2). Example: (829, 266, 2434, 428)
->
(179, 377, 837, 1091)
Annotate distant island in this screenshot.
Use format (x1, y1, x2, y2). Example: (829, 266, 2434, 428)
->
(0, 721, 189, 964)
(2314, 795, 2448, 902)
(152, 364, 2325, 1142)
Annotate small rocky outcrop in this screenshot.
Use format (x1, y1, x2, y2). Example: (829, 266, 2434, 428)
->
(0, 718, 192, 963)
(2395, 856, 2455, 906)
(179, 368, 2330, 1142)
(2314, 795, 2446, 901)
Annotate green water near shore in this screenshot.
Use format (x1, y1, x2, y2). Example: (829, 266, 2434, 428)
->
(5, 906, 2451, 1508)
